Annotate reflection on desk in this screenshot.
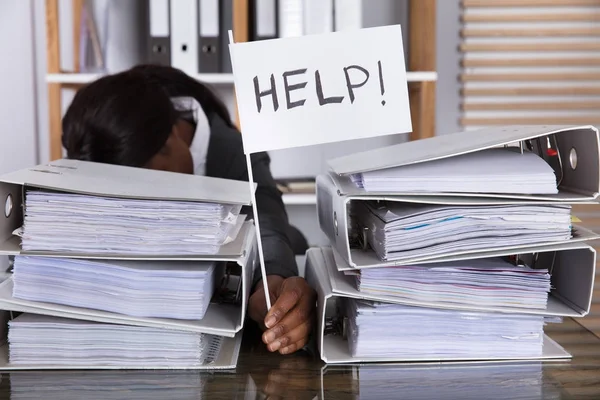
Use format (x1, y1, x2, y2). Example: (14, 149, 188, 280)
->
(1, 319, 599, 399)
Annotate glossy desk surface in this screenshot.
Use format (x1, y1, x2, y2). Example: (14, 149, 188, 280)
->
(0, 319, 599, 399)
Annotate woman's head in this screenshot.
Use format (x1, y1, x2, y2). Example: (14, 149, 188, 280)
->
(62, 65, 233, 173)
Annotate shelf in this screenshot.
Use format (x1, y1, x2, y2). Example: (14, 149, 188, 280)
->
(47, 73, 235, 85)
(406, 71, 438, 82)
(282, 193, 317, 206)
(47, 71, 436, 85)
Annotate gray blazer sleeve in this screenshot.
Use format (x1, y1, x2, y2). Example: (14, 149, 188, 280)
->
(205, 115, 299, 287)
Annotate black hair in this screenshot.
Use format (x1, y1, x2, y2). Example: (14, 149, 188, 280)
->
(62, 64, 233, 167)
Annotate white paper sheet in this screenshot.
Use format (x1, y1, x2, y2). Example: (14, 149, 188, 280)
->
(357, 257, 551, 310)
(20, 191, 245, 255)
(7, 313, 223, 368)
(351, 148, 558, 195)
(345, 299, 545, 359)
(12, 256, 217, 320)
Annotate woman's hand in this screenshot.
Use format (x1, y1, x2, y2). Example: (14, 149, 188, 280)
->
(248, 275, 317, 355)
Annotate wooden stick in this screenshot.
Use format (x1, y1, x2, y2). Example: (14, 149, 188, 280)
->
(462, 101, 600, 111)
(232, 0, 249, 130)
(46, 0, 62, 161)
(461, 42, 600, 52)
(462, 87, 600, 96)
(409, 0, 436, 140)
(461, 72, 600, 81)
(461, 58, 600, 67)
(73, 0, 84, 72)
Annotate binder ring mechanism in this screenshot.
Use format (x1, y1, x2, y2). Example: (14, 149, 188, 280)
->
(325, 316, 348, 339)
(515, 135, 565, 186)
(215, 263, 242, 305)
(510, 251, 556, 275)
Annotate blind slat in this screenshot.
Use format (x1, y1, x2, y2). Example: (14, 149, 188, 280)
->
(462, 101, 600, 110)
(461, 72, 600, 81)
(462, 27, 600, 37)
(462, 87, 600, 96)
(461, 116, 600, 125)
(461, 42, 600, 51)
(462, 58, 600, 67)
(463, 0, 600, 7)
(462, 12, 600, 22)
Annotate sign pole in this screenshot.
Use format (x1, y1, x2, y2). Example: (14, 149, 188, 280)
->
(245, 153, 272, 310)
(229, 30, 272, 310)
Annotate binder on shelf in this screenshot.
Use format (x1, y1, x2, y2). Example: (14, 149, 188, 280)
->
(278, 0, 303, 38)
(323, 244, 596, 318)
(305, 247, 573, 364)
(327, 125, 600, 202)
(147, 0, 171, 65)
(219, 0, 234, 73)
(304, 0, 333, 35)
(249, 0, 278, 41)
(198, 0, 220, 73)
(317, 173, 600, 269)
(170, 0, 199, 74)
(333, 0, 362, 32)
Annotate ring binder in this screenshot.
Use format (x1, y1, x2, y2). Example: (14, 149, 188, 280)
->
(214, 263, 243, 305)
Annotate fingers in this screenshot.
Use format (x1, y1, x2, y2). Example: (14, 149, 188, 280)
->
(264, 280, 303, 329)
(279, 338, 308, 356)
(264, 317, 311, 354)
(248, 290, 267, 328)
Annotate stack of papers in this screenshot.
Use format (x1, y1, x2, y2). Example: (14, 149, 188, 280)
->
(357, 257, 551, 310)
(345, 299, 545, 359)
(351, 148, 558, 194)
(358, 201, 572, 261)
(8, 314, 222, 368)
(10, 370, 205, 400)
(12, 256, 216, 320)
(20, 190, 245, 255)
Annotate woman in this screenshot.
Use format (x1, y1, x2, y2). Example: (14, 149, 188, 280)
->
(61, 64, 316, 355)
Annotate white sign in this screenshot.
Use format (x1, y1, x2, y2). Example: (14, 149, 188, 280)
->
(229, 25, 412, 154)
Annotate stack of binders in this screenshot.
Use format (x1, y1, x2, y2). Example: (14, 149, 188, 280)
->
(0, 159, 258, 370)
(307, 125, 600, 364)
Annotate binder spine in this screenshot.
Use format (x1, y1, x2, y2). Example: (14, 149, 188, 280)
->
(250, 0, 278, 41)
(198, 0, 220, 73)
(278, 0, 303, 38)
(170, 0, 199, 74)
(316, 175, 336, 244)
(147, 0, 171, 65)
(219, 0, 233, 73)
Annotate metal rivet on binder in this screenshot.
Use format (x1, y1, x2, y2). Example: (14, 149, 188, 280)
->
(333, 211, 338, 236)
(360, 227, 369, 251)
(569, 147, 578, 170)
(4, 194, 12, 218)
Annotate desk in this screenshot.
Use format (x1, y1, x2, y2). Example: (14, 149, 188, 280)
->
(0, 319, 598, 399)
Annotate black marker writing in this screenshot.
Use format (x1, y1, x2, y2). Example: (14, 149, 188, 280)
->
(283, 68, 308, 110)
(343, 65, 370, 104)
(253, 74, 279, 113)
(378, 60, 386, 106)
(315, 70, 344, 105)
